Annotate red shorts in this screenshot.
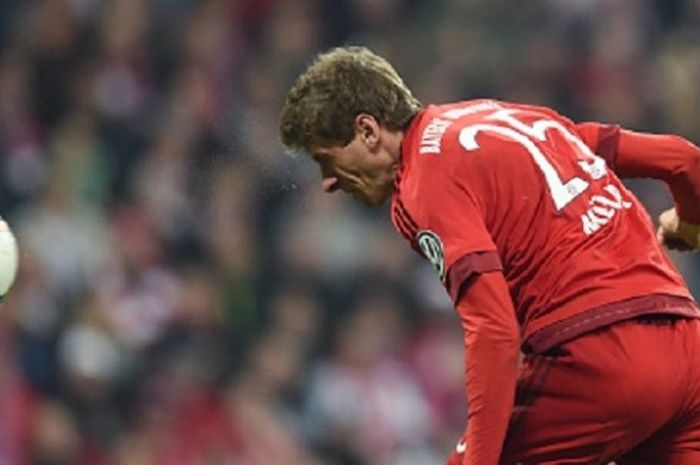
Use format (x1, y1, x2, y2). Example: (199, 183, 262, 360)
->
(499, 316, 700, 465)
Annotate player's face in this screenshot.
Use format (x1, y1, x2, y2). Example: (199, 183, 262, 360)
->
(310, 115, 398, 207)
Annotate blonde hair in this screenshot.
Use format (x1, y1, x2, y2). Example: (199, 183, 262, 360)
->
(279, 46, 422, 153)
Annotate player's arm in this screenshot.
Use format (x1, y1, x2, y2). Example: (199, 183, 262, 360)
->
(615, 130, 700, 250)
(405, 134, 519, 465)
(576, 123, 700, 249)
(444, 270, 519, 465)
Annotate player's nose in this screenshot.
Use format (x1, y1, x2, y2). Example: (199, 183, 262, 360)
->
(321, 175, 340, 193)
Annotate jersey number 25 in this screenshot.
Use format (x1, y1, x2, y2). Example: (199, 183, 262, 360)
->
(459, 109, 608, 211)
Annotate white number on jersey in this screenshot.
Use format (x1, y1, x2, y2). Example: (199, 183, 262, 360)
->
(458, 109, 630, 234)
(458, 109, 607, 211)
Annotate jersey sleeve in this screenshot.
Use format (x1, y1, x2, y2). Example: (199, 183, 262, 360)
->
(454, 272, 520, 465)
(616, 130, 700, 223)
(575, 123, 700, 224)
(574, 122, 621, 165)
(410, 165, 503, 303)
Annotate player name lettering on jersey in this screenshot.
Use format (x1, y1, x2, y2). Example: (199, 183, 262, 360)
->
(419, 101, 506, 154)
(419, 117, 452, 154)
(581, 184, 632, 235)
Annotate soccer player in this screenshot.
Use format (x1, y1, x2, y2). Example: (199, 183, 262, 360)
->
(279, 46, 700, 465)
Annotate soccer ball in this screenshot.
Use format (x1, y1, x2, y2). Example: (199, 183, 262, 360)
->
(0, 218, 18, 301)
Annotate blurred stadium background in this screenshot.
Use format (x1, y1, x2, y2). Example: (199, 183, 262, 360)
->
(0, 0, 698, 464)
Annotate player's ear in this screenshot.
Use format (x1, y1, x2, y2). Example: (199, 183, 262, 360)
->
(354, 113, 380, 149)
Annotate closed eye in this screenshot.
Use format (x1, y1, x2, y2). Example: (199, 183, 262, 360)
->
(311, 152, 328, 164)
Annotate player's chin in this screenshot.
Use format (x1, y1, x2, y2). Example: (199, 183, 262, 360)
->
(352, 189, 390, 207)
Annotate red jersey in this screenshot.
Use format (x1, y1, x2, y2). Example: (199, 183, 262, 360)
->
(391, 99, 698, 352)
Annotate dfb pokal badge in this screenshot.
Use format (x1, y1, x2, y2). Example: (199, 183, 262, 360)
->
(417, 230, 445, 282)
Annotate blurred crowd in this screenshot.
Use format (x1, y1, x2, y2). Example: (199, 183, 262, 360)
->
(0, 0, 698, 464)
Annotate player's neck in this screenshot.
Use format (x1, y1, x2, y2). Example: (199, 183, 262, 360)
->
(380, 128, 404, 169)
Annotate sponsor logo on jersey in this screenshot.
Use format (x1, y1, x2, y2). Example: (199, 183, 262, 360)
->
(417, 230, 445, 282)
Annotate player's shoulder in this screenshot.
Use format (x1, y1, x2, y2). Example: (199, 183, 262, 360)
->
(401, 99, 574, 183)
(406, 100, 492, 159)
(408, 99, 568, 156)
(402, 100, 498, 187)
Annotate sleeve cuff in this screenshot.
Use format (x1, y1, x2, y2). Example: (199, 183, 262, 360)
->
(595, 124, 621, 169)
(446, 251, 503, 302)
